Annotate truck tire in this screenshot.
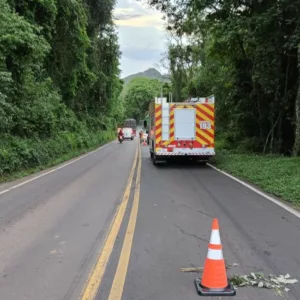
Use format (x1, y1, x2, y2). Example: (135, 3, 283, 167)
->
(152, 154, 158, 165)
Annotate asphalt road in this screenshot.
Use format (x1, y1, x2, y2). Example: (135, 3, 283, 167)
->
(1, 138, 300, 300)
(0, 139, 136, 300)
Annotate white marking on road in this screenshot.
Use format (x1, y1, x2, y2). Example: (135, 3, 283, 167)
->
(0, 141, 115, 196)
(208, 164, 300, 219)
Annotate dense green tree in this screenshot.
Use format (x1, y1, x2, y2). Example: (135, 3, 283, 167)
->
(0, 0, 123, 175)
(123, 77, 163, 120)
(148, 0, 300, 155)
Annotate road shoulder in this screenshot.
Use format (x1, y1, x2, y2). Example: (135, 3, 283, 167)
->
(0, 140, 115, 195)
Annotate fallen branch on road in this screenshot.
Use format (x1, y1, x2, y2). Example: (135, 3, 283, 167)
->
(180, 263, 239, 273)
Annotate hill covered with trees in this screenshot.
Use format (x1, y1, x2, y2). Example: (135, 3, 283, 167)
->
(120, 68, 171, 120)
(122, 68, 170, 85)
(0, 0, 123, 178)
(122, 77, 171, 120)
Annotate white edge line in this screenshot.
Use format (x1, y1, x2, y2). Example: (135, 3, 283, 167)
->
(207, 163, 300, 219)
(0, 140, 115, 196)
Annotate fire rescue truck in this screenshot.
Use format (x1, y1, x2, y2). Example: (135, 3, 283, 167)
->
(147, 96, 215, 165)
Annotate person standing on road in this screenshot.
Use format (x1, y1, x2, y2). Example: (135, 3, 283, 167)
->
(139, 130, 143, 143)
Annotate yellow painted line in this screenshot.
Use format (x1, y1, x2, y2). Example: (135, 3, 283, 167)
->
(107, 143, 142, 300)
(81, 143, 138, 300)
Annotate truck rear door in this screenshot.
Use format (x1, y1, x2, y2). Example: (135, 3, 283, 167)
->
(174, 108, 196, 141)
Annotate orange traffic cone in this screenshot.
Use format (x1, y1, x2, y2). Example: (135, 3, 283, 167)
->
(195, 219, 236, 296)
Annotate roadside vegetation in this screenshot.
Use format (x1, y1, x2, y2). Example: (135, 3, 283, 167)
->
(212, 150, 300, 206)
(0, 0, 123, 179)
(211, 135, 300, 206)
(212, 133, 300, 206)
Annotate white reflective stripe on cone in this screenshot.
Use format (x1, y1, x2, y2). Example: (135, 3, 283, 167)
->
(207, 248, 223, 260)
(210, 229, 221, 245)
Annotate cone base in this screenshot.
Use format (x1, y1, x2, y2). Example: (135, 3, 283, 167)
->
(195, 278, 236, 297)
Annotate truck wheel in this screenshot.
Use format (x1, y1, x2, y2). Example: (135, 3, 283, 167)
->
(152, 154, 158, 165)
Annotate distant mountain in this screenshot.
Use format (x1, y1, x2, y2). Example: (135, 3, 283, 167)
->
(122, 68, 170, 84)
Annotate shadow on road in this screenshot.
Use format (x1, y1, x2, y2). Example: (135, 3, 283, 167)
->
(153, 160, 212, 169)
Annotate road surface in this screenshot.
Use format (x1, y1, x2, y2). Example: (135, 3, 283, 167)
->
(0, 138, 299, 300)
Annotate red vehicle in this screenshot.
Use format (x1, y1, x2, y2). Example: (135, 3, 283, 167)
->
(123, 118, 137, 136)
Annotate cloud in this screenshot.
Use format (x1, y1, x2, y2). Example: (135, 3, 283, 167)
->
(115, 15, 165, 31)
(114, 0, 167, 77)
(114, 4, 165, 30)
(113, 7, 142, 20)
(115, 13, 143, 20)
(117, 25, 165, 48)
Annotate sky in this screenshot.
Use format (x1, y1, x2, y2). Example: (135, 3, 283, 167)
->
(113, 0, 167, 78)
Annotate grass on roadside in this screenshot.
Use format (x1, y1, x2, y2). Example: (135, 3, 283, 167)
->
(211, 150, 300, 207)
(0, 131, 116, 183)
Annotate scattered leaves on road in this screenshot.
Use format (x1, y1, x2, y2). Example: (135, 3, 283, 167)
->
(230, 272, 298, 295)
(181, 263, 298, 295)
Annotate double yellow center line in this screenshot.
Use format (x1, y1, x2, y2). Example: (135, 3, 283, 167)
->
(81, 142, 142, 300)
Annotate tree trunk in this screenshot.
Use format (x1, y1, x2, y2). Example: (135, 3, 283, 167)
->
(292, 44, 300, 156)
